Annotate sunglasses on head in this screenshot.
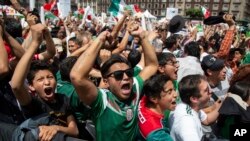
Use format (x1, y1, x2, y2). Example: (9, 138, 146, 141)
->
(106, 68, 134, 81)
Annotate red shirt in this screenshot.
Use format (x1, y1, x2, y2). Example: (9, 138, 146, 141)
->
(138, 96, 164, 138)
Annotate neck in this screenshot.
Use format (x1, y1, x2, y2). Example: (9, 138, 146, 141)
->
(189, 103, 199, 112)
(148, 106, 164, 115)
(207, 77, 220, 88)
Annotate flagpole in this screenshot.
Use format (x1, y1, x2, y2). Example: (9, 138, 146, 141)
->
(29, 0, 35, 10)
(96, 0, 98, 14)
(40, 6, 45, 24)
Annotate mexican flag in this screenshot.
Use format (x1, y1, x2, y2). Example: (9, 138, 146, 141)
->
(45, 11, 58, 20)
(108, 0, 127, 17)
(201, 6, 210, 19)
(128, 4, 141, 15)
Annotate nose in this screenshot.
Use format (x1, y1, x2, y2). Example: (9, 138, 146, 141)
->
(122, 72, 130, 80)
(44, 78, 50, 85)
(175, 63, 180, 68)
(173, 90, 178, 98)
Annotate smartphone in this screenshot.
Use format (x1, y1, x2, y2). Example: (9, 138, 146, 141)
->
(211, 93, 219, 102)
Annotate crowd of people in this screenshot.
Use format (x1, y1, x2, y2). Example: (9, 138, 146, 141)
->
(0, 1, 250, 141)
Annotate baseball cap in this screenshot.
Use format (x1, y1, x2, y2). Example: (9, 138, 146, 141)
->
(201, 55, 225, 71)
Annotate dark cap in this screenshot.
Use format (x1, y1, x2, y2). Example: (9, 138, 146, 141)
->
(201, 55, 225, 71)
(168, 15, 185, 33)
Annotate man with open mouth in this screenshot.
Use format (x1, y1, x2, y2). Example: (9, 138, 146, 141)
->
(70, 21, 158, 141)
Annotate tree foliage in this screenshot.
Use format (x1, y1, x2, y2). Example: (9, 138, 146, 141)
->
(186, 8, 203, 18)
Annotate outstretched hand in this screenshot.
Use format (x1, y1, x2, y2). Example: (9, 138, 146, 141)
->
(223, 14, 235, 26)
(30, 23, 46, 43)
(98, 31, 111, 42)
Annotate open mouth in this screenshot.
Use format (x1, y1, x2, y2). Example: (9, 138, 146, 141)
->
(121, 83, 131, 95)
(44, 87, 53, 96)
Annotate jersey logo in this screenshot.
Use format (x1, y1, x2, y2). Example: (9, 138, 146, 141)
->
(126, 108, 133, 121)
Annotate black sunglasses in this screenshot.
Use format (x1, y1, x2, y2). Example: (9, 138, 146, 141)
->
(106, 68, 134, 81)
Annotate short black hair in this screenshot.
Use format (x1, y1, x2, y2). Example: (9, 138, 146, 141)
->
(143, 74, 171, 107)
(59, 56, 78, 82)
(27, 60, 56, 85)
(228, 81, 250, 102)
(164, 35, 177, 50)
(101, 54, 131, 78)
(68, 37, 82, 46)
(179, 75, 207, 105)
(4, 18, 22, 38)
(184, 41, 201, 59)
(128, 49, 141, 68)
(157, 52, 176, 66)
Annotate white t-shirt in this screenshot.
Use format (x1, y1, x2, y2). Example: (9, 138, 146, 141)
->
(177, 56, 204, 82)
(169, 103, 206, 141)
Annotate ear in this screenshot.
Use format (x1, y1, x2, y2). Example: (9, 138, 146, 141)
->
(190, 96, 199, 105)
(206, 69, 213, 76)
(28, 84, 36, 92)
(158, 66, 165, 73)
(149, 96, 158, 105)
(102, 78, 109, 87)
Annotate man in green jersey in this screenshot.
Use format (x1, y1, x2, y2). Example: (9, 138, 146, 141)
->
(70, 22, 158, 141)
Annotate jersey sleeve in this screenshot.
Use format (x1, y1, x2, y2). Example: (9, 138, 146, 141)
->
(134, 75, 144, 94)
(146, 129, 173, 141)
(90, 88, 107, 120)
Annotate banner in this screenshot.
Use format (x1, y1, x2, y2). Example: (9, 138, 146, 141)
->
(166, 8, 178, 20)
(0, 5, 21, 16)
(58, 0, 71, 18)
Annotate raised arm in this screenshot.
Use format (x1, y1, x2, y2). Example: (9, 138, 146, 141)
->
(112, 30, 130, 54)
(3, 30, 25, 59)
(129, 23, 158, 81)
(111, 10, 131, 40)
(0, 24, 9, 78)
(70, 31, 110, 105)
(11, 24, 45, 106)
(38, 28, 56, 60)
(216, 14, 236, 59)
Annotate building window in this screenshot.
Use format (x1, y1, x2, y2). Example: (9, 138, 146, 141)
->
(169, 3, 174, 7)
(148, 4, 151, 8)
(178, 9, 182, 14)
(162, 4, 166, 8)
(155, 4, 158, 8)
(161, 10, 166, 16)
(222, 4, 229, 11)
(212, 12, 217, 16)
(154, 10, 158, 15)
(141, 3, 145, 8)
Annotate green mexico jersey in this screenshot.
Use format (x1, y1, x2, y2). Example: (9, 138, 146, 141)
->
(56, 72, 90, 121)
(90, 75, 144, 141)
